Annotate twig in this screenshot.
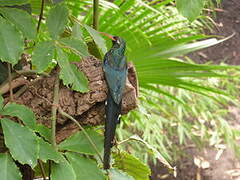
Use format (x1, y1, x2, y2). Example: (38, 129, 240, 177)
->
(37, 0, 45, 33)
(51, 75, 60, 149)
(58, 107, 104, 163)
(7, 64, 13, 102)
(0, 69, 48, 95)
(38, 160, 47, 180)
(203, 8, 226, 13)
(13, 76, 44, 99)
(93, 0, 99, 30)
(48, 160, 51, 180)
(13, 85, 28, 98)
(0, 77, 28, 95)
(16, 70, 50, 77)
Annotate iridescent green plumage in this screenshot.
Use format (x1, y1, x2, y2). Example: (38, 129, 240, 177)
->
(103, 36, 127, 169)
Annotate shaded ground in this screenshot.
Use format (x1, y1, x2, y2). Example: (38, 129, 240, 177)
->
(192, 0, 240, 65)
(151, 0, 240, 179)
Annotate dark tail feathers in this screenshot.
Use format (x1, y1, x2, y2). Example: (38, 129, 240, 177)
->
(103, 94, 121, 169)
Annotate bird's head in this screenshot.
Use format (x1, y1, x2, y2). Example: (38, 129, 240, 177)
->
(99, 32, 126, 52)
(112, 36, 126, 47)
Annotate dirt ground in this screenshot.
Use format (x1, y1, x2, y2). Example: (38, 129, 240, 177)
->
(151, 0, 240, 179)
(192, 0, 240, 65)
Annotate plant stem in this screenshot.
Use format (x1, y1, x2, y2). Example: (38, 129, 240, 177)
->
(37, 0, 45, 33)
(58, 107, 103, 163)
(51, 75, 60, 149)
(7, 63, 13, 102)
(93, 0, 99, 30)
(48, 160, 51, 180)
(16, 69, 50, 77)
(38, 160, 47, 180)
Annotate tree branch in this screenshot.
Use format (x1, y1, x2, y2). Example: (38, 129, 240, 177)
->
(7, 63, 13, 102)
(58, 107, 104, 163)
(93, 0, 99, 30)
(51, 75, 60, 149)
(37, 0, 45, 33)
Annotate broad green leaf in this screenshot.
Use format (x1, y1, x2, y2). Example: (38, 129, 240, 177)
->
(176, 0, 204, 21)
(0, 8, 36, 39)
(154, 38, 225, 58)
(0, 118, 38, 168)
(2, 103, 36, 129)
(0, 18, 24, 65)
(0, 0, 29, 5)
(65, 152, 105, 180)
(38, 138, 63, 163)
(58, 130, 103, 155)
(131, 36, 232, 61)
(46, 3, 69, 39)
(32, 41, 55, 72)
(59, 38, 89, 57)
(113, 152, 151, 180)
(0, 153, 22, 180)
(72, 23, 83, 39)
(109, 169, 134, 180)
(84, 24, 107, 54)
(30, 0, 41, 14)
(57, 48, 88, 92)
(51, 158, 76, 180)
(35, 124, 52, 142)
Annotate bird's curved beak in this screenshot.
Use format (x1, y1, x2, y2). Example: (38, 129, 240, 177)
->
(99, 32, 115, 41)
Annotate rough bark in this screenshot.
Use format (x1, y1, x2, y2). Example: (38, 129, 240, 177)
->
(1, 56, 138, 143)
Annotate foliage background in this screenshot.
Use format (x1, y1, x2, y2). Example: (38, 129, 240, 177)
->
(0, 0, 239, 179)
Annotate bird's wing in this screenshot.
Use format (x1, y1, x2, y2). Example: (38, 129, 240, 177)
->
(103, 56, 127, 105)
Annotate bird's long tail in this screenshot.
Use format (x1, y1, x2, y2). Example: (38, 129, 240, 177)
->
(103, 93, 121, 169)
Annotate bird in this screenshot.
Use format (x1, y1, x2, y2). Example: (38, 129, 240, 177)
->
(102, 34, 127, 169)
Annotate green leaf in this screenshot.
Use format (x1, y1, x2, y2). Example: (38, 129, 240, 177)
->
(84, 24, 107, 54)
(109, 169, 134, 180)
(38, 138, 63, 163)
(0, 118, 38, 168)
(57, 48, 89, 92)
(30, 0, 41, 14)
(72, 23, 83, 39)
(0, 18, 24, 65)
(58, 130, 104, 155)
(65, 152, 105, 180)
(59, 38, 89, 57)
(126, 135, 173, 171)
(51, 158, 76, 180)
(2, 103, 36, 129)
(0, 0, 29, 5)
(46, 3, 69, 39)
(113, 152, 151, 180)
(0, 153, 22, 180)
(35, 124, 52, 142)
(176, 0, 204, 21)
(0, 8, 36, 39)
(32, 41, 55, 72)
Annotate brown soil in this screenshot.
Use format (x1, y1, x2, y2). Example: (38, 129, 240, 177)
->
(151, 0, 240, 179)
(191, 0, 240, 65)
